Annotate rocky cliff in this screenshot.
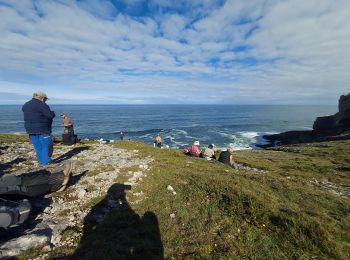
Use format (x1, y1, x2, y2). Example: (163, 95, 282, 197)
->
(261, 93, 350, 147)
(313, 93, 350, 130)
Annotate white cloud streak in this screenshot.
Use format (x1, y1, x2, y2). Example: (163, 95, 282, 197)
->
(0, 0, 349, 104)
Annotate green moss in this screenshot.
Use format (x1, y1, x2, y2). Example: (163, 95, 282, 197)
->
(83, 195, 105, 209)
(0, 133, 28, 143)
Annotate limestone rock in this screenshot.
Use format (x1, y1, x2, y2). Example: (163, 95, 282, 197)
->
(0, 141, 153, 257)
(0, 230, 51, 257)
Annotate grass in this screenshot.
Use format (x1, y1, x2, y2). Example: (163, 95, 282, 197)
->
(71, 140, 350, 259)
(0, 133, 28, 143)
(4, 137, 350, 259)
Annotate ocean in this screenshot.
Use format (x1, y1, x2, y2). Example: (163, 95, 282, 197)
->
(0, 104, 336, 150)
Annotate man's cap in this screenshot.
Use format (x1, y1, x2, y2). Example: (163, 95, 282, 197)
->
(193, 141, 200, 146)
(61, 112, 67, 116)
(33, 91, 48, 99)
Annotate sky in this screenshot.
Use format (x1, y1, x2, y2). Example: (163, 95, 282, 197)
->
(0, 0, 349, 105)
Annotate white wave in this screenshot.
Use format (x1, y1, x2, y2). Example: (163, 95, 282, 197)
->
(215, 131, 279, 151)
(217, 131, 236, 139)
(171, 129, 188, 135)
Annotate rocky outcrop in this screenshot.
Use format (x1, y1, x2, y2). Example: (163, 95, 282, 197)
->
(261, 93, 350, 147)
(313, 93, 350, 130)
(0, 142, 153, 258)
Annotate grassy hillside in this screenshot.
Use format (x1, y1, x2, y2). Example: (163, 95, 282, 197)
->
(75, 140, 349, 259)
(2, 134, 349, 259)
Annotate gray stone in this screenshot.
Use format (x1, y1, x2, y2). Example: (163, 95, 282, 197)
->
(0, 232, 50, 257)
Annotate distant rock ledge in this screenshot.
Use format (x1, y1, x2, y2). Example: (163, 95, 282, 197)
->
(259, 93, 350, 148)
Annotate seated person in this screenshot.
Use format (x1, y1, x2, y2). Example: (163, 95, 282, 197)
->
(154, 134, 162, 148)
(61, 112, 74, 135)
(0, 162, 73, 229)
(218, 146, 238, 169)
(190, 141, 201, 157)
(203, 144, 216, 160)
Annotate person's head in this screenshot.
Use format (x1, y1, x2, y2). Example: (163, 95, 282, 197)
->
(60, 112, 67, 118)
(208, 144, 214, 149)
(227, 146, 234, 154)
(33, 91, 48, 102)
(193, 141, 200, 146)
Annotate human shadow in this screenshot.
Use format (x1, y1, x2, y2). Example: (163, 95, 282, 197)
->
(52, 146, 89, 163)
(0, 157, 27, 173)
(69, 170, 88, 186)
(72, 183, 164, 259)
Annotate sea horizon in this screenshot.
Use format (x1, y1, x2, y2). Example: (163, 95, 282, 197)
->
(0, 104, 336, 150)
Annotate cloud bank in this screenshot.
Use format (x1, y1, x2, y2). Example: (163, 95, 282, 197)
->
(0, 0, 349, 104)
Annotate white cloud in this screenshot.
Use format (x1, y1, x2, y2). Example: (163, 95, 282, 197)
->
(0, 0, 349, 104)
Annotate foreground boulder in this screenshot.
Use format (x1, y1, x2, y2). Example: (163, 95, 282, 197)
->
(261, 93, 350, 147)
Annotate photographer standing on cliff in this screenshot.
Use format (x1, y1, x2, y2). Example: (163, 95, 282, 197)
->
(22, 91, 55, 166)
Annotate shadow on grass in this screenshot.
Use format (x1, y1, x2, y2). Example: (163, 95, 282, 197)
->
(0, 157, 27, 173)
(52, 146, 89, 163)
(73, 183, 164, 259)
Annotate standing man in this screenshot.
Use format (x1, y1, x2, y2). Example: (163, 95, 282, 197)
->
(22, 91, 55, 166)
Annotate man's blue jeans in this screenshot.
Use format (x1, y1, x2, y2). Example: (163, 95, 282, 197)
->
(30, 134, 53, 166)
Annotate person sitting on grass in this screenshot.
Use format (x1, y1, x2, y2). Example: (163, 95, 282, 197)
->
(154, 134, 162, 148)
(190, 141, 201, 157)
(0, 161, 73, 229)
(218, 146, 238, 169)
(61, 112, 74, 135)
(203, 144, 216, 160)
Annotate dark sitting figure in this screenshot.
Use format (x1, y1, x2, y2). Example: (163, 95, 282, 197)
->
(218, 146, 238, 169)
(61, 112, 78, 145)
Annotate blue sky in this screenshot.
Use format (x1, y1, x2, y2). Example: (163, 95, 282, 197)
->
(0, 0, 349, 104)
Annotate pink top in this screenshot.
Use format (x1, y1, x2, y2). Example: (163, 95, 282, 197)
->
(191, 145, 201, 156)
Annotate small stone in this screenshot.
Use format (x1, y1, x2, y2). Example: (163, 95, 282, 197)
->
(42, 244, 53, 252)
(170, 213, 176, 219)
(44, 206, 52, 214)
(167, 185, 174, 192)
(78, 189, 87, 199)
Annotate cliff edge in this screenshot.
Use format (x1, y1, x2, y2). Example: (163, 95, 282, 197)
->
(261, 93, 350, 147)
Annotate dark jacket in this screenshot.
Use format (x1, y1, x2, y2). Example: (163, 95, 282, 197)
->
(218, 151, 231, 165)
(22, 98, 55, 134)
